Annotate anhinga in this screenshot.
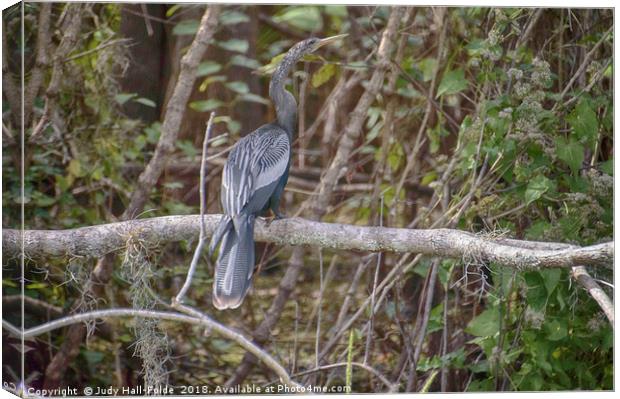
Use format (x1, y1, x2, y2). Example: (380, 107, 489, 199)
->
(209, 34, 346, 310)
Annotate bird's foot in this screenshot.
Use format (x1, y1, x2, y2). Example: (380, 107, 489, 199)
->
(273, 209, 287, 220)
(262, 211, 286, 228)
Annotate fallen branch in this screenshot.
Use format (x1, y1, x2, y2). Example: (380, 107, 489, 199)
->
(3, 215, 612, 270)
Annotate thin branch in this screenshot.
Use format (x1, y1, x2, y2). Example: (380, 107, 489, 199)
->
(174, 112, 215, 304)
(64, 38, 132, 62)
(2, 307, 299, 387)
(289, 362, 397, 392)
(3, 295, 63, 318)
(556, 26, 612, 103)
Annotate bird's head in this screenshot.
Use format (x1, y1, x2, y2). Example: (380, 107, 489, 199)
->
(292, 34, 348, 57)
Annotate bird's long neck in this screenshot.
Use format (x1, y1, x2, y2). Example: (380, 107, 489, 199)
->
(269, 51, 300, 137)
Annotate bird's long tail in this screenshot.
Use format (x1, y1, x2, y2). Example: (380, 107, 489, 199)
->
(212, 213, 255, 310)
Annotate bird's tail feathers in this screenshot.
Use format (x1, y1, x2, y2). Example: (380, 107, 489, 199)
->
(212, 213, 255, 310)
(209, 214, 232, 257)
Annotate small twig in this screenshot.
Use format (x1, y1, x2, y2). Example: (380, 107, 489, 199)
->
(174, 112, 215, 304)
(269, 361, 397, 392)
(562, 57, 612, 109)
(64, 38, 132, 62)
(315, 248, 323, 369)
(140, 4, 154, 36)
(555, 26, 612, 104)
(407, 259, 440, 391)
(2, 319, 22, 337)
(571, 266, 613, 324)
(364, 195, 383, 365)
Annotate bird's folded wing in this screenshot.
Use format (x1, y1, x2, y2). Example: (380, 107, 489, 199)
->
(222, 130, 290, 215)
(253, 133, 290, 191)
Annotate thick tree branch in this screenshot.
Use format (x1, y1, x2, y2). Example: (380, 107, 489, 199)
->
(3, 215, 612, 270)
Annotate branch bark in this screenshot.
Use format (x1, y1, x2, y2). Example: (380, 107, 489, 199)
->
(4, 214, 612, 270)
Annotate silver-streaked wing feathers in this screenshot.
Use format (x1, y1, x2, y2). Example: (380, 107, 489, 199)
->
(221, 125, 290, 216)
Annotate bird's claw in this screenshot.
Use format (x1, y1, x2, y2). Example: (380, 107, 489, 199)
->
(262, 210, 287, 228)
(273, 210, 287, 220)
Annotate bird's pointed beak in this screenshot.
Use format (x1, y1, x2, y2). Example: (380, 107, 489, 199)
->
(316, 33, 348, 49)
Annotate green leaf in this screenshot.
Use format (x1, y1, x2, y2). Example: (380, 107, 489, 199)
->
(172, 19, 199, 36)
(26, 282, 48, 289)
(387, 142, 405, 171)
(239, 93, 270, 105)
(189, 99, 223, 112)
(82, 350, 105, 365)
(324, 5, 347, 17)
(257, 53, 286, 75)
(230, 55, 261, 70)
(524, 174, 552, 205)
(524, 272, 548, 310)
(540, 269, 562, 296)
(465, 308, 499, 337)
(67, 159, 86, 178)
(436, 69, 468, 98)
(273, 6, 323, 32)
(556, 137, 584, 174)
(421, 171, 437, 185)
(133, 97, 156, 108)
(166, 5, 181, 17)
(198, 75, 227, 92)
(545, 319, 567, 341)
(418, 58, 438, 82)
(144, 122, 161, 143)
(567, 99, 598, 147)
(311, 63, 336, 88)
(225, 81, 249, 94)
(220, 10, 249, 25)
(175, 140, 197, 157)
(600, 158, 613, 175)
(114, 93, 136, 105)
(34, 194, 56, 207)
(196, 61, 222, 77)
(217, 39, 249, 53)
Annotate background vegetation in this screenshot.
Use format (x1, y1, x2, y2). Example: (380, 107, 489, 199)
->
(2, 3, 613, 393)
